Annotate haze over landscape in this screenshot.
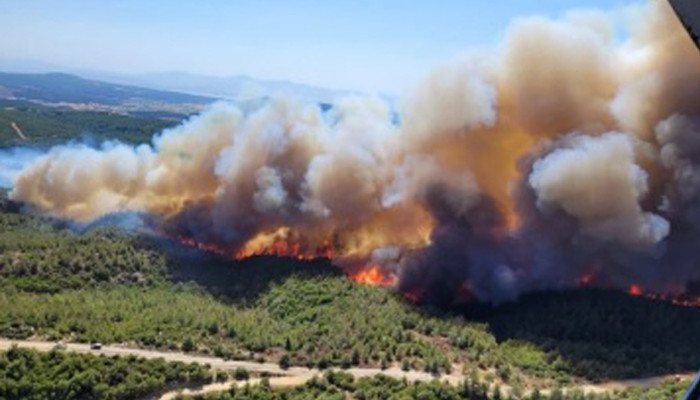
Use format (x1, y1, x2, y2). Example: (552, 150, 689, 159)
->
(0, 0, 645, 95)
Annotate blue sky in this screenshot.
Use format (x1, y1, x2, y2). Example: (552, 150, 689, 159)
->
(0, 0, 640, 94)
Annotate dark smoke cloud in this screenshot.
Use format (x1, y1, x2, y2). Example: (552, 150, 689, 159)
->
(8, 0, 700, 303)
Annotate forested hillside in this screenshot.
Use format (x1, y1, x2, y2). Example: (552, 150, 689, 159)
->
(178, 372, 692, 400)
(0, 348, 690, 400)
(0, 101, 177, 148)
(0, 347, 214, 400)
(1, 189, 699, 390)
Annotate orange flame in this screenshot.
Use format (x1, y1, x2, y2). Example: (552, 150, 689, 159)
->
(177, 230, 399, 288)
(232, 227, 335, 260)
(574, 275, 700, 307)
(178, 237, 229, 256)
(629, 285, 643, 296)
(179, 234, 700, 307)
(235, 240, 333, 260)
(634, 290, 700, 307)
(349, 265, 398, 287)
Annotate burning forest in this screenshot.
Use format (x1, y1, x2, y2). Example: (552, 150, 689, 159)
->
(7, 0, 700, 305)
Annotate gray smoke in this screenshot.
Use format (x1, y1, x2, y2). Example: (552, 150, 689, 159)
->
(8, 0, 700, 303)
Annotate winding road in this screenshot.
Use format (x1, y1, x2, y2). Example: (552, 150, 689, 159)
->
(0, 339, 693, 399)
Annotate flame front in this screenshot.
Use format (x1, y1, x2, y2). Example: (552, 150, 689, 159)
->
(178, 227, 402, 289)
(349, 264, 398, 287)
(629, 285, 643, 296)
(234, 228, 335, 259)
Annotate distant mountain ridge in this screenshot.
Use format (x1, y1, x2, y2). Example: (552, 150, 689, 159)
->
(0, 59, 350, 104)
(99, 71, 349, 103)
(0, 72, 216, 106)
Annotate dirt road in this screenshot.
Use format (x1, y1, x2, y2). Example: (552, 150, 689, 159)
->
(0, 338, 466, 383)
(0, 339, 465, 399)
(0, 339, 693, 400)
(10, 121, 28, 140)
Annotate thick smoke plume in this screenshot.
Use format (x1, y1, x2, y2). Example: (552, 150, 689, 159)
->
(9, 0, 700, 303)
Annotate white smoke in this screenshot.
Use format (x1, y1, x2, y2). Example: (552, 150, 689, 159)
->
(7, 0, 700, 301)
(529, 133, 669, 245)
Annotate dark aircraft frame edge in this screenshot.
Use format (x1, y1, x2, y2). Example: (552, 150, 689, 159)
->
(668, 1, 700, 398)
